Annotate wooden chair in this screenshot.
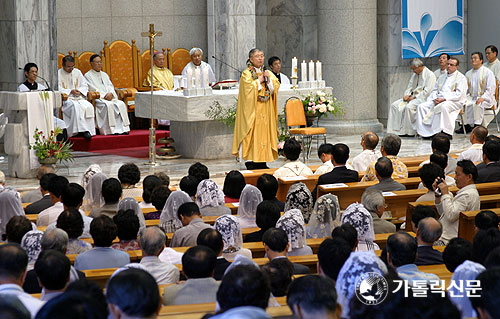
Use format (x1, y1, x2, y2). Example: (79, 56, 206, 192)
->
(133, 42, 167, 92)
(75, 51, 99, 75)
(483, 79, 500, 132)
(285, 97, 327, 162)
(168, 48, 191, 75)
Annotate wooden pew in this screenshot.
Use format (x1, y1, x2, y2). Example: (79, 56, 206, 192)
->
(418, 264, 453, 287)
(458, 208, 500, 242)
(276, 175, 319, 201)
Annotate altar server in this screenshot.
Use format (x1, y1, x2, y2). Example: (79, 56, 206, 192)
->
(181, 48, 216, 87)
(268, 56, 290, 86)
(143, 52, 174, 90)
(387, 58, 436, 137)
(458, 52, 496, 133)
(58, 55, 95, 140)
(416, 57, 467, 138)
(434, 53, 449, 78)
(85, 54, 130, 135)
(485, 45, 500, 81)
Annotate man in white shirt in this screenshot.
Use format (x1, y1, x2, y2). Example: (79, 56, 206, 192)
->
(458, 125, 488, 163)
(181, 48, 216, 88)
(434, 53, 449, 78)
(0, 244, 44, 317)
(458, 52, 496, 133)
(416, 57, 468, 138)
(268, 56, 291, 87)
(314, 143, 334, 175)
(387, 58, 436, 136)
(273, 138, 313, 178)
(350, 132, 382, 172)
(434, 160, 480, 244)
(37, 176, 69, 226)
(139, 226, 180, 285)
(58, 55, 95, 140)
(484, 45, 500, 82)
(85, 54, 130, 136)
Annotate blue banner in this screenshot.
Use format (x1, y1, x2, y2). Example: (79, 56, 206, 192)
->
(402, 0, 463, 59)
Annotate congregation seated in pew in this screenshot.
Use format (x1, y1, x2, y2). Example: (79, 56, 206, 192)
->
(118, 163, 143, 199)
(57, 208, 92, 254)
(276, 210, 312, 256)
(418, 132, 457, 175)
(111, 209, 140, 251)
(24, 172, 56, 214)
(477, 139, 500, 183)
(170, 202, 211, 247)
(361, 189, 396, 234)
(140, 175, 162, 210)
(458, 125, 487, 162)
(349, 131, 382, 172)
(257, 174, 285, 212)
(89, 178, 122, 218)
(222, 170, 246, 203)
(196, 179, 231, 216)
(415, 217, 444, 265)
(147, 185, 171, 220)
(273, 138, 313, 178)
(237, 184, 263, 228)
(362, 134, 408, 181)
(214, 214, 252, 261)
(313, 143, 335, 175)
(197, 228, 230, 280)
(366, 157, 406, 192)
(262, 228, 309, 275)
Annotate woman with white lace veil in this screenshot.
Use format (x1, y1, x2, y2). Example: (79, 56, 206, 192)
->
(84, 172, 107, 211)
(0, 187, 25, 238)
(276, 209, 312, 256)
(237, 185, 263, 228)
(159, 191, 193, 233)
(214, 214, 252, 261)
(306, 194, 340, 239)
(21, 230, 44, 270)
(118, 197, 146, 230)
(284, 182, 313, 223)
(336, 251, 388, 318)
(341, 202, 379, 251)
(81, 164, 102, 207)
(196, 179, 231, 216)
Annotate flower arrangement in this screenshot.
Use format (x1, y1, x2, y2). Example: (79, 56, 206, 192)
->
(205, 99, 238, 127)
(29, 127, 73, 164)
(301, 90, 344, 119)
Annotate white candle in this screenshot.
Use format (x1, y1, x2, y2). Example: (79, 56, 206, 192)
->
(308, 60, 315, 82)
(186, 68, 193, 89)
(194, 67, 201, 88)
(316, 61, 322, 81)
(301, 60, 307, 82)
(292, 57, 298, 78)
(202, 66, 209, 88)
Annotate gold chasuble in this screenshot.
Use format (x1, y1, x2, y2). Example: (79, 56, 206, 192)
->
(232, 66, 280, 162)
(143, 65, 174, 90)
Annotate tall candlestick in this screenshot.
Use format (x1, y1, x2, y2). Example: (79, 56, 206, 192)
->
(301, 60, 307, 82)
(316, 61, 322, 81)
(187, 68, 193, 89)
(308, 60, 315, 82)
(202, 66, 209, 88)
(194, 67, 201, 88)
(292, 57, 298, 78)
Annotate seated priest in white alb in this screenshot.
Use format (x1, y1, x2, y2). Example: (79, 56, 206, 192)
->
(181, 48, 216, 88)
(434, 53, 449, 78)
(387, 58, 436, 137)
(416, 57, 467, 139)
(143, 52, 174, 90)
(58, 55, 95, 140)
(485, 45, 500, 82)
(457, 52, 496, 134)
(18, 62, 68, 141)
(268, 56, 290, 88)
(85, 54, 130, 135)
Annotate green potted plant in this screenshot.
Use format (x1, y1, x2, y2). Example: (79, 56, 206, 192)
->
(30, 127, 73, 165)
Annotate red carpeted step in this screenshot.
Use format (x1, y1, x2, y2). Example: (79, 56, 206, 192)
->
(69, 130, 169, 152)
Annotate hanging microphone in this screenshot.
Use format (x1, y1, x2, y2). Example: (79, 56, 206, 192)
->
(211, 55, 242, 77)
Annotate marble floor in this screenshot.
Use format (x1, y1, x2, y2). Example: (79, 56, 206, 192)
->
(2, 130, 478, 192)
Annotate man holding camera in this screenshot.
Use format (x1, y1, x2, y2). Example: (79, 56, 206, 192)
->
(433, 160, 480, 244)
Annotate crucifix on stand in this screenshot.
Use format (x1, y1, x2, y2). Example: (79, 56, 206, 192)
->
(142, 24, 162, 166)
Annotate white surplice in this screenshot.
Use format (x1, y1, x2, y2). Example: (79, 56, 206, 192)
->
(58, 68, 96, 136)
(484, 58, 500, 82)
(416, 70, 467, 137)
(387, 67, 436, 136)
(85, 69, 130, 135)
(181, 61, 216, 87)
(464, 66, 496, 126)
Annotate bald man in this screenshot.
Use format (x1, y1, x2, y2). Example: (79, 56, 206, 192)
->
(350, 132, 382, 172)
(415, 217, 444, 265)
(458, 125, 488, 163)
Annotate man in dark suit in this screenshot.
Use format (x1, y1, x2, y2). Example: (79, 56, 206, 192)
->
(197, 228, 230, 280)
(415, 217, 444, 266)
(262, 228, 310, 275)
(24, 173, 56, 214)
(366, 157, 406, 192)
(477, 140, 500, 183)
(312, 143, 359, 199)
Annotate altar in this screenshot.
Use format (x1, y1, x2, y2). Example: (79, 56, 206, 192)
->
(134, 86, 333, 159)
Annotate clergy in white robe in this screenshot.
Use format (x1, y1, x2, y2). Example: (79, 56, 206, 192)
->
(463, 52, 496, 127)
(58, 56, 95, 138)
(181, 48, 216, 88)
(434, 53, 449, 78)
(387, 59, 436, 136)
(85, 55, 130, 135)
(416, 57, 467, 137)
(268, 56, 291, 88)
(485, 45, 500, 82)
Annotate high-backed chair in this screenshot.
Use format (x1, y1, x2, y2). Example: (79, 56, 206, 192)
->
(168, 48, 190, 75)
(134, 43, 167, 91)
(284, 97, 327, 162)
(76, 51, 99, 75)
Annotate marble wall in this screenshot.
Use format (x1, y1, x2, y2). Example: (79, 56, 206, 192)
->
(0, 0, 57, 91)
(377, 0, 469, 126)
(56, 0, 208, 58)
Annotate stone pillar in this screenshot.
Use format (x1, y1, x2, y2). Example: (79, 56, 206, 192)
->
(0, 0, 57, 91)
(208, 0, 256, 80)
(317, 0, 382, 134)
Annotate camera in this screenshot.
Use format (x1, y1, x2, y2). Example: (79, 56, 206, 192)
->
(434, 177, 445, 197)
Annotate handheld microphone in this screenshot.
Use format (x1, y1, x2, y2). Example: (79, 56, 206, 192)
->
(211, 55, 242, 77)
(18, 67, 51, 91)
(262, 65, 268, 84)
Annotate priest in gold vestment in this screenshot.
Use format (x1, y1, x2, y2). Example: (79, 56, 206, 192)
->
(232, 48, 280, 167)
(143, 52, 174, 90)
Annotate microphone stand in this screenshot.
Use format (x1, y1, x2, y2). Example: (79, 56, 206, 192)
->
(212, 55, 242, 78)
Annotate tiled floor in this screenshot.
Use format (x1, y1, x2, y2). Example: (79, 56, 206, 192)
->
(2, 131, 477, 192)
